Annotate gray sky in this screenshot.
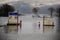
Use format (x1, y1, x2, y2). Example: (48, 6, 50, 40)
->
(0, 0, 60, 14)
(0, 0, 60, 4)
(22, 0, 60, 3)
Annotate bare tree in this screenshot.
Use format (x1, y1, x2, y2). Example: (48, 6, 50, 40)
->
(32, 7, 40, 17)
(32, 7, 38, 14)
(56, 7, 60, 33)
(48, 7, 54, 17)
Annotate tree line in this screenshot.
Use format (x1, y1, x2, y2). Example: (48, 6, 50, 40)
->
(0, 4, 60, 17)
(0, 4, 15, 17)
(32, 7, 60, 17)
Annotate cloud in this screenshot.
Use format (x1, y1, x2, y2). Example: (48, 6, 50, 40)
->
(0, 0, 19, 4)
(3, 0, 60, 15)
(22, 0, 60, 4)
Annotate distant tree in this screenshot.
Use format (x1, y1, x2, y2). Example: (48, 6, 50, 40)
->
(32, 7, 40, 17)
(48, 7, 54, 17)
(32, 7, 39, 14)
(56, 7, 60, 33)
(0, 4, 15, 17)
(56, 8, 60, 17)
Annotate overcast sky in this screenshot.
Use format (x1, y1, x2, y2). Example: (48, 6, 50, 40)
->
(0, 0, 60, 4)
(0, 0, 60, 14)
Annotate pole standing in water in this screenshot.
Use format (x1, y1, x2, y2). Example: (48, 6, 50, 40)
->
(20, 20, 22, 30)
(38, 22, 40, 30)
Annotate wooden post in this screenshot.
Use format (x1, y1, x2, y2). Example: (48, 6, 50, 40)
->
(43, 16, 44, 32)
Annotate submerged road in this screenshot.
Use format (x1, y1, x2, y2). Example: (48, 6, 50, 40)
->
(0, 27, 60, 40)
